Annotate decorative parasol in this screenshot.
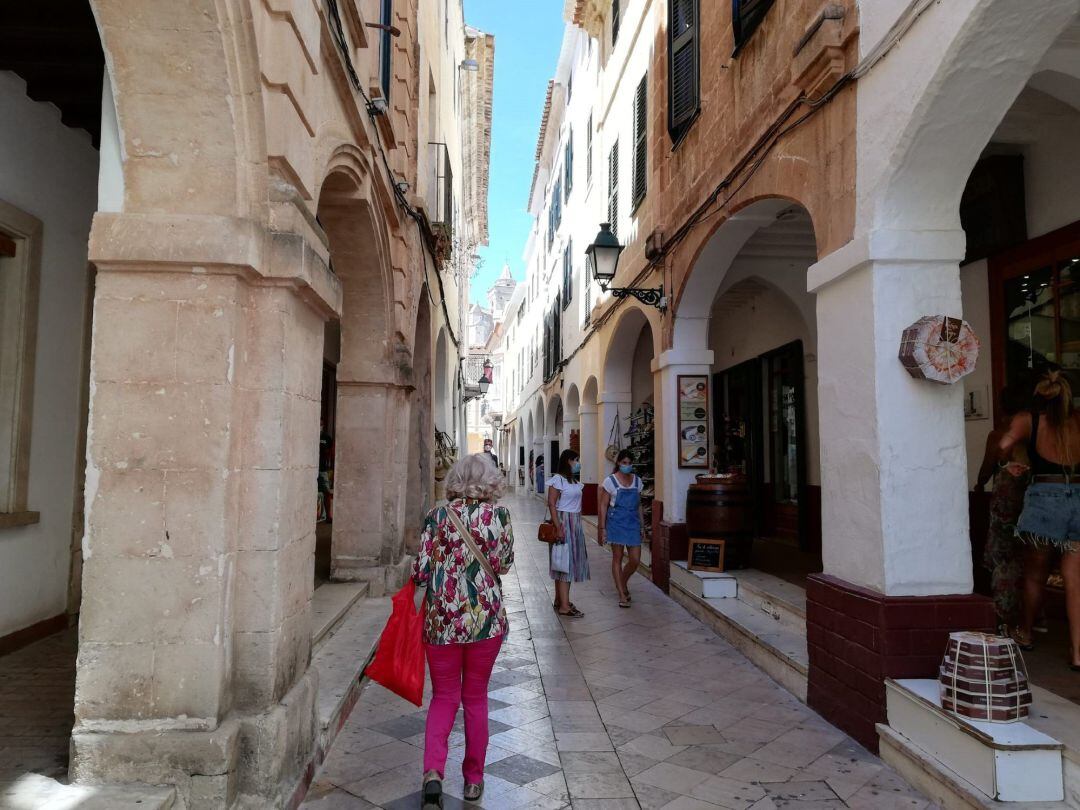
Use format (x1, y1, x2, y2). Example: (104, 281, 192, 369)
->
(899, 315, 980, 384)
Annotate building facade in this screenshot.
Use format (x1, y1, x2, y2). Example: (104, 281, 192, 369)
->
(0, 1, 491, 806)
(499, 0, 1080, 773)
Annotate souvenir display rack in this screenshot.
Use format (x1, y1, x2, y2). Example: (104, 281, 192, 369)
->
(625, 405, 655, 538)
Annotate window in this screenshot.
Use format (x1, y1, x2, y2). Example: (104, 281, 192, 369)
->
(612, 0, 621, 46)
(583, 264, 592, 326)
(607, 140, 619, 240)
(668, 0, 699, 142)
(548, 179, 562, 246)
(567, 69, 574, 104)
(380, 0, 394, 101)
(564, 129, 574, 199)
(0, 202, 42, 525)
(632, 75, 648, 209)
(733, 0, 776, 54)
(562, 240, 573, 307)
(586, 113, 594, 184)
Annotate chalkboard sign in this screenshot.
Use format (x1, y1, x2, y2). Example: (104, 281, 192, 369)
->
(688, 538, 725, 573)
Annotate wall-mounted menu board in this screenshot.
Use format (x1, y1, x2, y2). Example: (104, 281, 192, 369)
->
(678, 375, 710, 468)
(688, 539, 725, 573)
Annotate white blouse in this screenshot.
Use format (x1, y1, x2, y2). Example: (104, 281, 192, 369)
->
(547, 474, 583, 513)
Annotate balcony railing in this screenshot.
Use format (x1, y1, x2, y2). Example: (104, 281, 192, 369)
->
(427, 142, 453, 230)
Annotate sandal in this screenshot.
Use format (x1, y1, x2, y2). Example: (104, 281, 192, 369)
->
(1010, 630, 1035, 652)
(463, 782, 484, 802)
(618, 598, 631, 609)
(422, 770, 443, 809)
(558, 606, 585, 618)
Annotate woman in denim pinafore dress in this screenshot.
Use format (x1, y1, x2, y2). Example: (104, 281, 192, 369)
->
(598, 450, 644, 609)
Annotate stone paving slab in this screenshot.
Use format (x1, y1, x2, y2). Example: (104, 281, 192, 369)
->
(302, 492, 938, 810)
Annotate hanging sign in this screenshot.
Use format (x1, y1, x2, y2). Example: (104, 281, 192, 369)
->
(898, 315, 980, 384)
(678, 375, 710, 469)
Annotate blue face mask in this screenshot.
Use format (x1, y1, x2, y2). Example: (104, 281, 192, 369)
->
(619, 464, 633, 475)
(571, 461, 581, 474)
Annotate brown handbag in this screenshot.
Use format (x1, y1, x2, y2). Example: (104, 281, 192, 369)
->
(537, 520, 559, 544)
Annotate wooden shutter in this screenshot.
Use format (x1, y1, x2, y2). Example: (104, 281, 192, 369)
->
(612, 0, 621, 46)
(562, 240, 573, 306)
(608, 140, 619, 240)
(632, 76, 647, 208)
(669, 0, 699, 137)
(586, 113, 593, 183)
(565, 129, 573, 198)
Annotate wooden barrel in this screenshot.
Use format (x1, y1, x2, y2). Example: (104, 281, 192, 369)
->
(686, 479, 754, 570)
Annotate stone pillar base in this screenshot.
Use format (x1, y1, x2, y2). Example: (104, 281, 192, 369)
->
(71, 668, 319, 809)
(806, 574, 996, 752)
(331, 556, 412, 597)
(581, 483, 598, 516)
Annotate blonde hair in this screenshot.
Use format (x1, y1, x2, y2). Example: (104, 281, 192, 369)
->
(1035, 368, 1074, 429)
(445, 453, 506, 502)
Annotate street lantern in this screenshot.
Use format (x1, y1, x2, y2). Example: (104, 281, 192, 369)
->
(478, 359, 494, 396)
(585, 223, 624, 288)
(585, 222, 666, 311)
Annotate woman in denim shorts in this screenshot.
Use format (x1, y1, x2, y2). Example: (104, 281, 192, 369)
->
(1000, 368, 1080, 670)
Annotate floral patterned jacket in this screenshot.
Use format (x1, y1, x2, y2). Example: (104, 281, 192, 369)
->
(413, 499, 515, 645)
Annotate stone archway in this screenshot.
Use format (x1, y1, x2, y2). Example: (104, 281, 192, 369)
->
(404, 292, 433, 551)
(316, 168, 401, 587)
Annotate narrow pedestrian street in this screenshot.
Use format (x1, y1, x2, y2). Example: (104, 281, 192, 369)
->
(303, 492, 933, 810)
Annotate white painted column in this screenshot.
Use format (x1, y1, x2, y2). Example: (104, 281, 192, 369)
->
(563, 416, 580, 466)
(809, 230, 972, 597)
(579, 405, 599, 485)
(654, 349, 714, 523)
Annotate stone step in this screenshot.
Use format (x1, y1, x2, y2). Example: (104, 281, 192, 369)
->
(1, 775, 176, 809)
(311, 581, 369, 651)
(311, 596, 391, 753)
(731, 569, 807, 630)
(668, 573, 809, 702)
(881, 679, 1073, 808)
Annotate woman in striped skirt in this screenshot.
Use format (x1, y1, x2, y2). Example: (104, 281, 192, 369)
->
(546, 449, 590, 618)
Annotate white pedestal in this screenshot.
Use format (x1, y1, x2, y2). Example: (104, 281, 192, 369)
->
(671, 561, 737, 599)
(885, 678, 1064, 803)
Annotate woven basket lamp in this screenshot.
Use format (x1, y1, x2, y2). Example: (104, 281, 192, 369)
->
(899, 315, 980, 384)
(939, 631, 1032, 723)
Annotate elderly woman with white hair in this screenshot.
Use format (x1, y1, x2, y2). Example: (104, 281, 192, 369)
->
(414, 453, 515, 809)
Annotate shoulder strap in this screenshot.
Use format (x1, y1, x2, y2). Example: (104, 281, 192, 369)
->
(446, 506, 499, 583)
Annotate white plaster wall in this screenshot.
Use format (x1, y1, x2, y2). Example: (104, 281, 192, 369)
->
(631, 328, 653, 408)
(960, 260, 993, 489)
(0, 72, 98, 638)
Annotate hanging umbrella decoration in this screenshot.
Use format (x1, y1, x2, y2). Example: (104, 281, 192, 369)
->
(898, 315, 980, 384)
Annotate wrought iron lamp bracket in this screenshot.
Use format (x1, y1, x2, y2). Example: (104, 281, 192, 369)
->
(600, 283, 667, 311)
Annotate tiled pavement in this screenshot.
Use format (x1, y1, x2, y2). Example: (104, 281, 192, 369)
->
(0, 628, 76, 798)
(303, 492, 936, 810)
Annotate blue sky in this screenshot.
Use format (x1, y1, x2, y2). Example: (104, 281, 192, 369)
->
(465, 0, 564, 303)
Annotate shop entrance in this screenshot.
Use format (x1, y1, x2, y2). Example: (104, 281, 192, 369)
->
(712, 340, 818, 583)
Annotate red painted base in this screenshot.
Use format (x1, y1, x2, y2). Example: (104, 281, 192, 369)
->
(582, 483, 598, 516)
(806, 573, 996, 752)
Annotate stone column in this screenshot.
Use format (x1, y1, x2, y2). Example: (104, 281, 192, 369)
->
(652, 350, 713, 590)
(578, 404, 599, 515)
(332, 380, 412, 594)
(72, 216, 339, 806)
(805, 230, 995, 751)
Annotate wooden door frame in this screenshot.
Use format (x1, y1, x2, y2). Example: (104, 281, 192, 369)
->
(762, 340, 809, 549)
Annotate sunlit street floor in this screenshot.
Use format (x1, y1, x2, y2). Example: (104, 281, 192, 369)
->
(302, 491, 935, 810)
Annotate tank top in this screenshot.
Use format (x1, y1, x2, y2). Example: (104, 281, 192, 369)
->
(1029, 411, 1075, 476)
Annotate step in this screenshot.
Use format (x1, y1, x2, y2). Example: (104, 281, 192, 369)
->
(672, 561, 738, 598)
(1, 775, 176, 809)
(881, 678, 1067, 806)
(311, 595, 391, 751)
(311, 581, 369, 650)
(668, 573, 809, 702)
(731, 569, 807, 630)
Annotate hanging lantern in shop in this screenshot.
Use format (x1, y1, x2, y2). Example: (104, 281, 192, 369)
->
(898, 315, 980, 384)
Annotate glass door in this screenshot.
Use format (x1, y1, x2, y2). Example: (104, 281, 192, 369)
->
(764, 342, 806, 545)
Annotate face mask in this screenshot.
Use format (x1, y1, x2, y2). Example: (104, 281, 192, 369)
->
(619, 464, 633, 475)
(571, 462, 581, 474)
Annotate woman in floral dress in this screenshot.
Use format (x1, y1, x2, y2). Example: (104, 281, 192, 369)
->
(414, 454, 515, 808)
(976, 384, 1030, 634)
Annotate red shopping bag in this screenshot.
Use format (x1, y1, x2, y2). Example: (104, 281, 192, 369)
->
(364, 580, 425, 706)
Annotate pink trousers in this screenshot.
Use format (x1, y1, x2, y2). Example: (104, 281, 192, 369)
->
(423, 635, 503, 783)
